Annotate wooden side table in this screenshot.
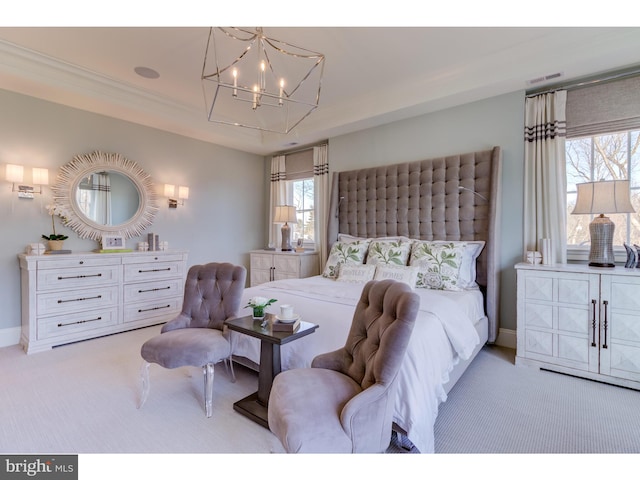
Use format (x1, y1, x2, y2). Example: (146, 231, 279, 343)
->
(226, 314, 319, 428)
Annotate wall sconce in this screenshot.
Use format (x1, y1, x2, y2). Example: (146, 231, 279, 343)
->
(164, 184, 189, 208)
(6, 164, 49, 199)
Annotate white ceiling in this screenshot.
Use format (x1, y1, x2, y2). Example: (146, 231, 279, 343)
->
(1, 26, 640, 155)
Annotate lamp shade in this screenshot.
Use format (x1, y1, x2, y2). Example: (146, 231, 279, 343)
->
(32, 168, 49, 186)
(273, 205, 297, 224)
(572, 180, 635, 215)
(164, 184, 175, 197)
(178, 186, 189, 200)
(6, 164, 24, 183)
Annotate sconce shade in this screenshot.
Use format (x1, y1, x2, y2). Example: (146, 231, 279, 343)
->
(32, 168, 49, 186)
(571, 180, 635, 267)
(6, 164, 24, 183)
(273, 205, 297, 251)
(164, 184, 176, 197)
(178, 186, 189, 200)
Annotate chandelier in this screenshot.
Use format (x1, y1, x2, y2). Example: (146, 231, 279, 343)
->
(201, 27, 325, 134)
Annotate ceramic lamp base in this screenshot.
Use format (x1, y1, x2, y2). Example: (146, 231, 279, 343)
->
(588, 214, 616, 268)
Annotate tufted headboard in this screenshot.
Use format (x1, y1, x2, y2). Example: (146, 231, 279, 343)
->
(326, 146, 502, 343)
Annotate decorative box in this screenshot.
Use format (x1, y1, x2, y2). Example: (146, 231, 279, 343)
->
(525, 251, 542, 264)
(26, 243, 45, 255)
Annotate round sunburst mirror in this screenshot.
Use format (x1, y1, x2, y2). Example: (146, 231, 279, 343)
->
(52, 151, 158, 241)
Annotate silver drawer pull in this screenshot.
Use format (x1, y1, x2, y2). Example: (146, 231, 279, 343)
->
(58, 273, 103, 280)
(138, 268, 171, 273)
(138, 286, 171, 293)
(57, 295, 102, 304)
(58, 316, 102, 327)
(138, 304, 171, 313)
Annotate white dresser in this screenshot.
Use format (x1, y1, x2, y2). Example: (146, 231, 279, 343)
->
(516, 262, 640, 390)
(18, 250, 188, 354)
(249, 250, 319, 286)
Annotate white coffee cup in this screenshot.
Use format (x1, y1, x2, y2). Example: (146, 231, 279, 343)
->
(280, 304, 294, 319)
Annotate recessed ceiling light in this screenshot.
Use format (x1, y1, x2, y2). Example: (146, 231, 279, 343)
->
(134, 66, 160, 79)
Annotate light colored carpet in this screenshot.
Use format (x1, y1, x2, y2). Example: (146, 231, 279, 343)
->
(434, 345, 640, 454)
(3, 325, 639, 458)
(0, 325, 283, 454)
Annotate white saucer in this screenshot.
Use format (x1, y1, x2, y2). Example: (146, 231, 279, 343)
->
(275, 314, 300, 323)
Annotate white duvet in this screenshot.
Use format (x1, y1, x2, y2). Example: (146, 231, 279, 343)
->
(231, 276, 482, 453)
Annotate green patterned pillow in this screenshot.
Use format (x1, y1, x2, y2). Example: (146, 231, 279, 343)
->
(365, 239, 411, 266)
(322, 240, 370, 279)
(409, 241, 465, 291)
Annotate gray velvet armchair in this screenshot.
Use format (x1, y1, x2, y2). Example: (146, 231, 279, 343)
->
(138, 262, 246, 417)
(267, 279, 419, 453)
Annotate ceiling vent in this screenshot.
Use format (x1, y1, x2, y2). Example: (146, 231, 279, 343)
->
(527, 72, 564, 86)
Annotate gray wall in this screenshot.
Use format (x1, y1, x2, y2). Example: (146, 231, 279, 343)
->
(1, 87, 526, 347)
(327, 90, 526, 333)
(0, 89, 265, 346)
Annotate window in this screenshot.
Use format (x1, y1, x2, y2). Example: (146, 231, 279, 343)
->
(566, 129, 640, 249)
(288, 178, 315, 246)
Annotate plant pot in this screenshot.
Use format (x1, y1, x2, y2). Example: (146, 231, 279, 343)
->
(48, 240, 65, 251)
(252, 307, 265, 319)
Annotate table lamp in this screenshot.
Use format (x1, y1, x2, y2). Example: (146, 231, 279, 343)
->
(274, 205, 298, 251)
(571, 180, 635, 267)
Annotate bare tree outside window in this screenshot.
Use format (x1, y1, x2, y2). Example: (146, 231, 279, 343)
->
(567, 130, 640, 247)
(290, 178, 315, 244)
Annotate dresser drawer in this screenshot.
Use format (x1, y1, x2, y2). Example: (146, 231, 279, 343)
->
(37, 285, 119, 316)
(121, 253, 186, 264)
(37, 307, 119, 340)
(37, 264, 120, 291)
(123, 297, 182, 324)
(123, 278, 184, 303)
(36, 256, 121, 269)
(124, 261, 183, 283)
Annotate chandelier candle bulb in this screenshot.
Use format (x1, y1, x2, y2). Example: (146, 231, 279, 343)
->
(260, 60, 266, 90)
(253, 85, 258, 110)
(279, 79, 284, 105)
(232, 68, 238, 97)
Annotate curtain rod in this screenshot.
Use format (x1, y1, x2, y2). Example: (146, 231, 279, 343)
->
(526, 66, 640, 98)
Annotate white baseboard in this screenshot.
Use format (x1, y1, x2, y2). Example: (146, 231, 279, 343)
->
(495, 328, 516, 350)
(0, 327, 21, 349)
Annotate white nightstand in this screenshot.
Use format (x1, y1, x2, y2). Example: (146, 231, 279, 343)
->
(249, 250, 319, 287)
(515, 262, 640, 390)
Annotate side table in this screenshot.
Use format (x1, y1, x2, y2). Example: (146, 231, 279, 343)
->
(226, 314, 319, 428)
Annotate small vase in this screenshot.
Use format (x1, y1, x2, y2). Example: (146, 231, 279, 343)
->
(48, 240, 64, 251)
(252, 307, 265, 320)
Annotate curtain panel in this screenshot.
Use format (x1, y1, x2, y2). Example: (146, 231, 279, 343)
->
(524, 90, 568, 264)
(314, 144, 329, 268)
(269, 155, 287, 248)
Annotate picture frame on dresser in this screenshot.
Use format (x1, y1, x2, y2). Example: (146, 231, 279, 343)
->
(101, 234, 125, 250)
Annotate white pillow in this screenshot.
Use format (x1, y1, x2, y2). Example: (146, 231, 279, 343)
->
(373, 265, 419, 289)
(336, 263, 376, 283)
(365, 239, 412, 266)
(409, 241, 466, 291)
(430, 240, 485, 289)
(322, 240, 370, 279)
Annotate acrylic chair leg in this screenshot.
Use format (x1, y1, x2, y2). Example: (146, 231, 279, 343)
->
(225, 356, 236, 383)
(138, 361, 151, 409)
(203, 363, 214, 417)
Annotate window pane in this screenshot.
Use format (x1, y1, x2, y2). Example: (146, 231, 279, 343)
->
(290, 178, 315, 243)
(566, 130, 639, 248)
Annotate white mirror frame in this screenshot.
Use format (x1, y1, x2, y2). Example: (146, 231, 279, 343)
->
(52, 151, 158, 241)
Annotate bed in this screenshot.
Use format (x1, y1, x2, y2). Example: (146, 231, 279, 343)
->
(231, 146, 502, 453)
